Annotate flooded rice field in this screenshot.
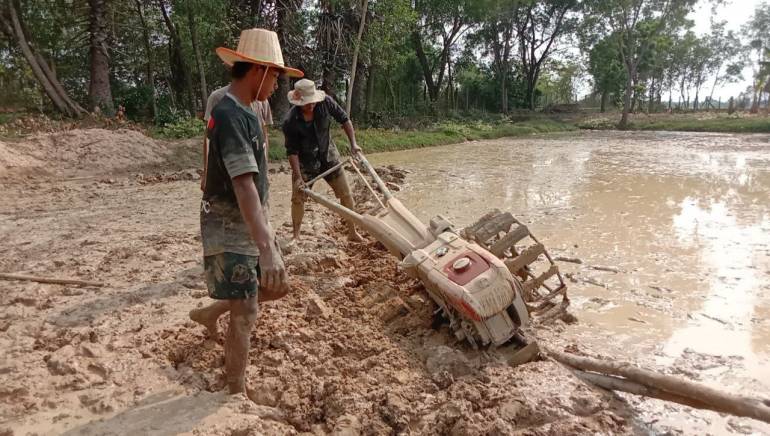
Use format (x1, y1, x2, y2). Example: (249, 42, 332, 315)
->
(2, 128, 768, 435)
(370, 130, 770, 434)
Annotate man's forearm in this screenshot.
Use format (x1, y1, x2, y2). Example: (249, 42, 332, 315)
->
(202, 131, 209, 172)
(342, 120, 357, 147)
(288, 154, 302, 178)
(263, 125, 269, 161)
(201, 132, 210, 190)
(232, 174, 273, 251)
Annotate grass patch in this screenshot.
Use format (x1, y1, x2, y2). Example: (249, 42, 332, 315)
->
(632, 117, 770, 133)
(156, 117, 576, 161)
(577, 114, 770, 133)
(265, 118, 575, 160)
(0, 113, 20, 124)
(151, 117, 205, 139)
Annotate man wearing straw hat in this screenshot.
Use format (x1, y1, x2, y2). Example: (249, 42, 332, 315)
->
(283, 79, 364, 242)
(189, 28, 302, 399)
(201, 90, 274, 192)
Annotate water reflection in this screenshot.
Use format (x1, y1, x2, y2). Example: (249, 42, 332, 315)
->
(667, 196, 770, 385)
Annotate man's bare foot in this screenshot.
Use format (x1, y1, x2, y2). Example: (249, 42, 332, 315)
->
(189, 307, 220, 338)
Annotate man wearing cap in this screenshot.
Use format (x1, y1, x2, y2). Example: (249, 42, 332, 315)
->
(282, 79, 363, 242)
(189, 28, 302, 399)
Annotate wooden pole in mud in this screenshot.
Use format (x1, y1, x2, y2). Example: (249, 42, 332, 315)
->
(545, 348, 770, 424)
(0, 273, 104, 287)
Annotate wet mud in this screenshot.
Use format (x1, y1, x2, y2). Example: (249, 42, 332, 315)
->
(370, 130, 770, 435)
(0, 130, 631, 435)
(2, 129, 768, 434)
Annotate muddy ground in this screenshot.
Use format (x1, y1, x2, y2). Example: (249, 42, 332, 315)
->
(0, 128, 750, 435)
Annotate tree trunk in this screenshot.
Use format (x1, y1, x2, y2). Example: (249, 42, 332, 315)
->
(345, 0, 367, 115)
(13, 0, 85, 116)
(750, 52, 763, 114)
(317, 0, 341, 102)
(386, 77, 396, 112)
(134, 0, 157, 121)
(600, 90, 608, 113)
(694, 79, 701, 111)
(365, 61, 376, 115)
(708, 67, 721, 109)
(411, 31, 438, 102)
(274, 0, 301, 121)
(619, 72, 633, 128)
(187, 4, 207, 112)
(750, 89, 760, 114)
(88, 0, 114, 116)
(351, 60, 367, 120)
(526, 70, 537, 110)
(1, 0, 84, 116)
(648, 77, 655, 113)
(321, 68, 340, 102)
(274, 76, 291, 118)
(501, 73, 508, 113)
(35, 49, 84, 115)
(159, 0, 194, 113)
(446, 57, 454, 110)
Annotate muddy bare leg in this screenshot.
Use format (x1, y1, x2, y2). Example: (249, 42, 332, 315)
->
(225, 296, 259, 394)
(189, 300, 230, 338)
(291, 182, 306, 240)
(328, 172, 363, 242)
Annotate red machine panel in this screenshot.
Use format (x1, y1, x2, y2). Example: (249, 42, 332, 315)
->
(442, 251, 490, 286)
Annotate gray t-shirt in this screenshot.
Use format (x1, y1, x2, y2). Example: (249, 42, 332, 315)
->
(205, 85, 273, 126)
(201, 93, 267, 257)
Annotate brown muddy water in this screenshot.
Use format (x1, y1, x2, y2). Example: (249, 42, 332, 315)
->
(370, 130, 770, 435)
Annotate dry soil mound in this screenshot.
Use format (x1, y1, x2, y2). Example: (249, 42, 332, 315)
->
(0, 128, 169, 179)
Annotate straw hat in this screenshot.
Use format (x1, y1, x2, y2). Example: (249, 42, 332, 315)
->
(288, 79, 326, 106)
(216, 28, 303, 78)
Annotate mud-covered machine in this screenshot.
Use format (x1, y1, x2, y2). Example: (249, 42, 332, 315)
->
(301, 154, 570, 348)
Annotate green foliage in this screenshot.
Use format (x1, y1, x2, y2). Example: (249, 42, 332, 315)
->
(578, 114, 770, 133)
(587, 33, 626, 107)
(583, 0, 698, 121)
(538, 60, 582, 104)
(742, 2, 770, 98)
(154, 116, 205, 139)
(112, 85, 154, 122)
(0, 0, 758, 127)
(454, 62, 529, 112)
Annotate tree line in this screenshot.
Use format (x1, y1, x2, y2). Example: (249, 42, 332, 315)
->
(1, 0, 768, 128)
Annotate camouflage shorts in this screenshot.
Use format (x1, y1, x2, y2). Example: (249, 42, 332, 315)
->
(203, 252, 260, 299)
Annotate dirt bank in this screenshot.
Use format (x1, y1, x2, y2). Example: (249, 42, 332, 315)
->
(0, 129, 636, 435)
(0, 128, 172, 180)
